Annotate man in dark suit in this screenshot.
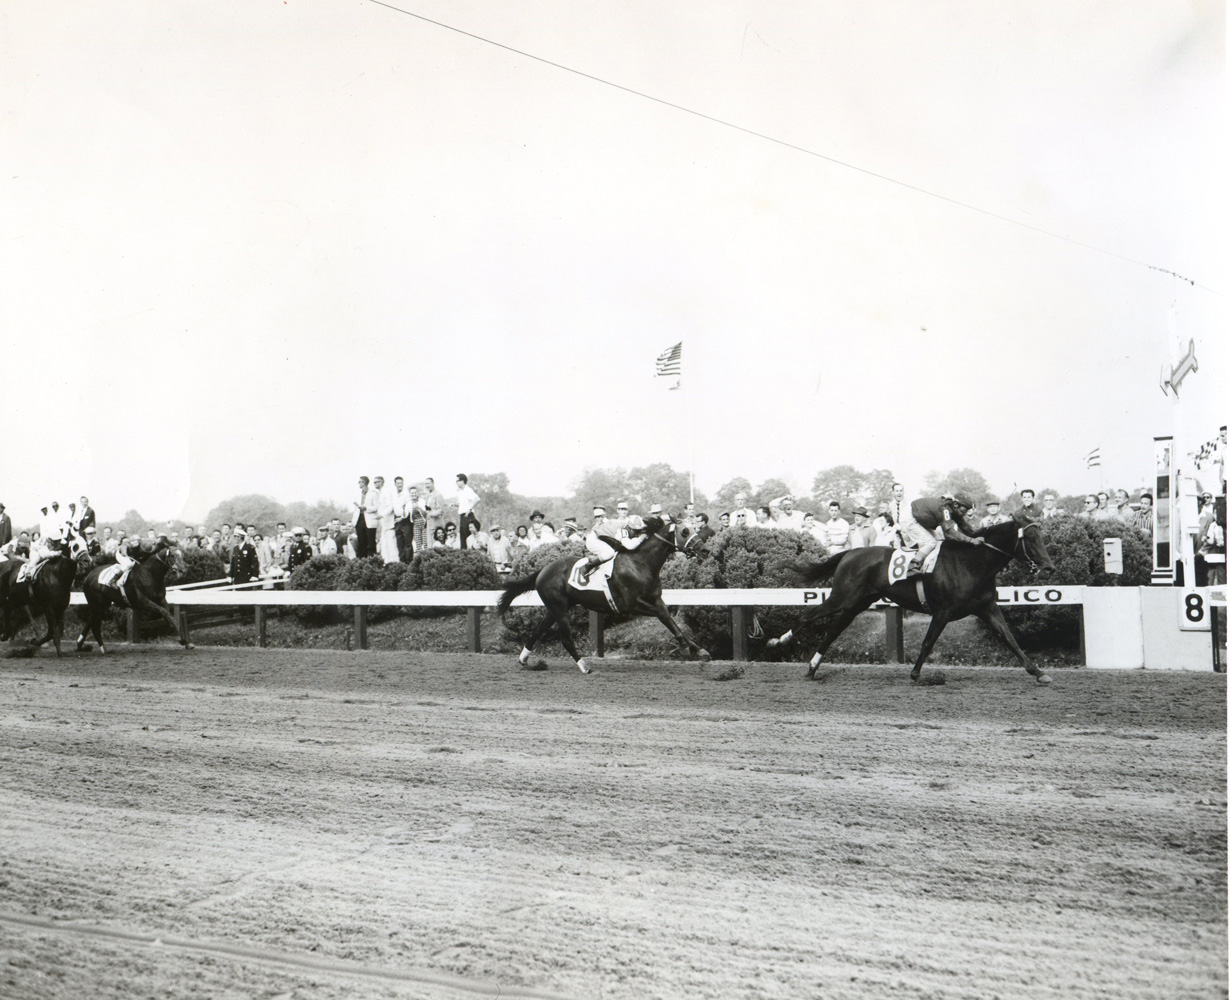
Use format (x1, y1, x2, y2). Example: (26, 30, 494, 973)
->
(228, 527, 260, 585)
(75, 496, 96, 534)
(0, 503, 11, 549)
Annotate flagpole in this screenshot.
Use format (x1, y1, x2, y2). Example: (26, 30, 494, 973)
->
(684, 381, 695, 504)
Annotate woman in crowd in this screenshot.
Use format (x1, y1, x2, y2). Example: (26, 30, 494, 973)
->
(513, 525, 531, 551)
(444, 522, 462, 549)
(430, 527, 447, 549)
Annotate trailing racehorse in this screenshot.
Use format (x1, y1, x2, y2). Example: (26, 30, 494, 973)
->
(497, 515, 708, 673)
(75, 541, 192, 654)
(0, 537, 89, 655)
(769, 513, 1056, 684)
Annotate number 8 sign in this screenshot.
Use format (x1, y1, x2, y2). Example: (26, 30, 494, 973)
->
(1179, 590, 1210, 631)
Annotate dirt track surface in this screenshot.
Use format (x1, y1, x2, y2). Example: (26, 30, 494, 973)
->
(0, 646, 1225, 1000)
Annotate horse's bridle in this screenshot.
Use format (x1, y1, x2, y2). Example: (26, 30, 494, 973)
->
(982, 522, 1043, 572)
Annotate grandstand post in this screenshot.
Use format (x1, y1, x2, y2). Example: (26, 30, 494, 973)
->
(466, 608, 482, 652)
(353, 605, 367, 649)
(127, 609, 138, 644)
(730, 606, 751, 661)
(884, 606, 905, 663)
(255, 605, 267, 648)
(177, 607, 190, 647)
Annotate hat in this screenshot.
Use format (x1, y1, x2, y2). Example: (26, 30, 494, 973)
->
(530, 510, 544, 520)
(592, 505, 606, 515)
(292, 526, 307, 536)
(985, 498, 1001, 507)
(852, 506, 869, 516)
(950, 492, 974, 508)
(648, 503, 663, 515)
(233, 527, 247, 537)
(564, 517, 578, 524)
(85, 526, 96, 534)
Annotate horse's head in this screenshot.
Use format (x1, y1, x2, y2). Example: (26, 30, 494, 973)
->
(157, 543, 188, 582)
(1011, 511, 1054, 575)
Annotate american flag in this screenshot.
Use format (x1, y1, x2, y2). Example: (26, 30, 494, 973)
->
(655, 341, 682, 390)
(1085, 447, 1101, 469)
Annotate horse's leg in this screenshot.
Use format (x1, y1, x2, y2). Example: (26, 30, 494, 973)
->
(635, 596, 710, 661)
(976, 603, 1052, 686)
(137, 596, 192, 649)
(517, 611, 558, 666)
(769, 597, 852, 648)
(803, 597, 877, 678)
(910, 612, 952, 681)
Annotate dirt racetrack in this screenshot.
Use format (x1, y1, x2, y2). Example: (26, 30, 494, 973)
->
(0, 645, 1225, 1000)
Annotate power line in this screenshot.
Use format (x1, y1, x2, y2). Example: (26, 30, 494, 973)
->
(367, 0, 1213, 293)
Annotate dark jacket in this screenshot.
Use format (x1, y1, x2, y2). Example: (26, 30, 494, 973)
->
(230, 542, 260, 583)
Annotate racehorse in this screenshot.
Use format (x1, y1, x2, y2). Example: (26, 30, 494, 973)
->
(75, 541, 191, 654)
(0, 534, 91, 655)
(497, 515, 709, 673)
(769, 513, 1056, 684)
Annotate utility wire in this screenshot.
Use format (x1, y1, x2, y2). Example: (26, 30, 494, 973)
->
(368, 0, 1213, 292)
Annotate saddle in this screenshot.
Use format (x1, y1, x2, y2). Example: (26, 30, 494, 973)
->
(886, 542, 942, 587)
(567, 557, 620, 613)
(97, 564, 131, 604)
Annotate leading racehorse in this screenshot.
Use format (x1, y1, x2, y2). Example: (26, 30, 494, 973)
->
(769, 513, 1056, 684)
(0, 531, 92, 655)
(497, 515, 709, 673)
(75, 541, 191, 654)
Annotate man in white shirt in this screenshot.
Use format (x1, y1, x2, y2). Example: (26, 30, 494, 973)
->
(375, 476, 399, 563)
(729, 493, 758, 531)
(454, 474, 481, 538)
(769, 494, 807, 531)
(317, 526, 338, 557)
(486, 525, 515, 572)
(392, 476, 414, 562)
(800, 512, 828, 546)
(822, 501, 852, 551)
(526, 511, 556, 551)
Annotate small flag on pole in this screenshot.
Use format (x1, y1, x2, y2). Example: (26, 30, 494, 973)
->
(655, 341, 682, 390)
(1085, 447, 1101, 469)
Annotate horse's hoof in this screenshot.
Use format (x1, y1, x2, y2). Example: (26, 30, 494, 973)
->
(909, 672, 921, 683)
(805, 667, 817, 679)
(184, 643, 195, 650)
(1035, 672, 1053, 686)
(697, 649, 711, 662)
(576, 658, 591, 674)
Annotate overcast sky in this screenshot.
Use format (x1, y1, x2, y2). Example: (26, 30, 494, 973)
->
(2, 0, 1224, 523)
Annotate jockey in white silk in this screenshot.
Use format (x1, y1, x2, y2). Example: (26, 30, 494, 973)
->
(580, 506, 646, 583)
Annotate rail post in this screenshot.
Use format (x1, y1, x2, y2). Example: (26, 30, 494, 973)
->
(589, 611, 605, 657)
(730, 606, 751, 661)
(466, 607, 482, 653)
(884, 606, 905, 663)
(255, 605, 267, 648)
(177, 607, 190, 647)
(127, 609, 138, 644)
(354, 605, 368, 650)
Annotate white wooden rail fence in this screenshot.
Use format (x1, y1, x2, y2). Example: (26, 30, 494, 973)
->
(64, 584, 1116, 664)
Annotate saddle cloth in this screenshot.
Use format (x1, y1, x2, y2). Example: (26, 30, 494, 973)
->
(567, 557, 620, 613)
(14, 560, 44, 585)
(886, 543, 942, 586)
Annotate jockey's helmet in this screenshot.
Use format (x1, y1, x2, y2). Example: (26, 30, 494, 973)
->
(945, 492, 974, 510)
(625, 514, 646, 531)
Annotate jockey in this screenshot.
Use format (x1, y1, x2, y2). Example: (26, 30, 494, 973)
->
(25, 502, 68, 579)
(580, 505, 646, 584)
(898, 491, 985, 568)
(114, 535, 145, 592)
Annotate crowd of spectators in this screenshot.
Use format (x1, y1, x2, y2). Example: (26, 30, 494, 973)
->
(2, 470, 1224, 587)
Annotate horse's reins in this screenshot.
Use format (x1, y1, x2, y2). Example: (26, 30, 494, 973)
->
(980, 522, 1043, 572)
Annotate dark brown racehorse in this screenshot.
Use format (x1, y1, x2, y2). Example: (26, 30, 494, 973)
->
(0, 532, 91, 655)
(75, 542, 191, 654)
(497, 516, 709, 673)
(769, 513, 1056, 684)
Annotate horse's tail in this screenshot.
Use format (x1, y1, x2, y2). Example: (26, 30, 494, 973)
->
(791, 551, 851, 587)
(497, 571, 541, 617)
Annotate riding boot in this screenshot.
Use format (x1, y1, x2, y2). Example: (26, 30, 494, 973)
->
(578, 554, 602, 584)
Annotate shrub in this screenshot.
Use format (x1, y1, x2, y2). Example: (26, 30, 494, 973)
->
(508, 539, 586, 580)
(997, 516, 1153, 650)
(177, 546, 227, 586)
(407, 547, 501, 591)
(288, 554, 348, 623)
